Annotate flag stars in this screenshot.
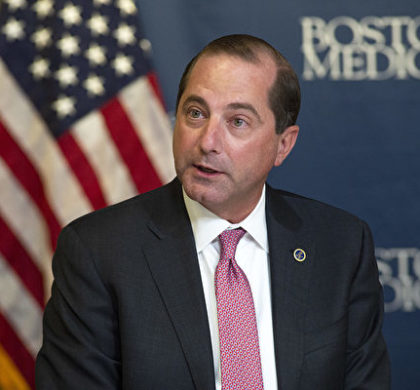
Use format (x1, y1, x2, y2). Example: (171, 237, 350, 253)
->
(55, 65, 78, 88)
(93, 0, 111, 5)
(57, 33, 80, 57)
(112, 53, 133, 76)
(113, 23, 136, 46)
(32, 0, 54, 19)
(2, 18, 25, 41)
(59, 3, 82, 27)
(87, 13, 109, 36)
(85, 43, 107, 66)
(83, 74, 105, 96)
(140, 38, 152, 53)
(52, 95, 76, 118)
(5, 0, 27, 11)
(31, 27, 52, 49)
(29, 57, 50, 79)
(116, 0, 137, 16)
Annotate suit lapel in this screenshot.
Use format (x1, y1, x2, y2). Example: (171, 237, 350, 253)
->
(141, 180, 215, 390)
(266, 186, 315, 390)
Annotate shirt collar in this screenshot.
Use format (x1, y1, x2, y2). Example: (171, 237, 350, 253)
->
(183, 186, 268, 253)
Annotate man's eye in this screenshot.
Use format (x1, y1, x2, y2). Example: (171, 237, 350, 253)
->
(232, 118, 246, 127)
(188, 109, 202, 119)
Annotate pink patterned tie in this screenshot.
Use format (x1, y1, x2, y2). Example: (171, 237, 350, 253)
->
(215, 228, 264, 389)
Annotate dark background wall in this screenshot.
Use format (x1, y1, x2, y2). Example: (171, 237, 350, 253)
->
(136, 1, 420, 388)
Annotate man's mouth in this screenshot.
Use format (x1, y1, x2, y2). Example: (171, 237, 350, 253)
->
(194, 164, 219, 174)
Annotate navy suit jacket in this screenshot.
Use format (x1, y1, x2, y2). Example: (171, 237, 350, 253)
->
(36, 179, 390, 389)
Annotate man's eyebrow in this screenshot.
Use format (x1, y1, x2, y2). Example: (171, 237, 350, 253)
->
(181, 95, 209, 112)
(227, 102, 262, 123)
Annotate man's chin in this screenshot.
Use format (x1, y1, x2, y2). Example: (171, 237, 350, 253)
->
(184, 185, 215, 204)
(183, 183, 226, 209)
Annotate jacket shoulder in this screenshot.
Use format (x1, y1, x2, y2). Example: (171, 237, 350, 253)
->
(267, 186, 367, 232)
(65, 179, 182, 237)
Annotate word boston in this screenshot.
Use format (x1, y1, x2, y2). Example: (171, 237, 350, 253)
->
(301, 16, 420, 80)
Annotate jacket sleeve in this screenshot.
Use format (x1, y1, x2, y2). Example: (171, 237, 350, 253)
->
(35, 225, 121, 389)
(344, 221, 391, 389)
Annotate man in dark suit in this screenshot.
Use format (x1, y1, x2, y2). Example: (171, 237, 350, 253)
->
(36, 34, 390, 389)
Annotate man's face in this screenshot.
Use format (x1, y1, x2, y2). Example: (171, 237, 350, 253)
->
(173, 53, 298, 222)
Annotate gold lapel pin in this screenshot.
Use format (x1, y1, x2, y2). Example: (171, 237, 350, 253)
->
(293, 248, 306, 262)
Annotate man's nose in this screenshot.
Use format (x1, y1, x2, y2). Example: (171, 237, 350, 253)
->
(199, 118, 223, 154)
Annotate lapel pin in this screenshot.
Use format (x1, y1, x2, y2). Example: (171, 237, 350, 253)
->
(293, 248, 306, 262)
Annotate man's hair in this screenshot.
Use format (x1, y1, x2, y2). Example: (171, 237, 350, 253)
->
(175, 34, 301, 134)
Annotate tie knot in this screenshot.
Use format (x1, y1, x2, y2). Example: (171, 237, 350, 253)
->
(219, 228, 246, 260)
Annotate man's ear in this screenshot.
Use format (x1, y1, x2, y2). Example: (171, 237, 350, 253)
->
(274, 125, 299, 167)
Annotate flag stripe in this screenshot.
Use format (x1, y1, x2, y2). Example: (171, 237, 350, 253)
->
(0, 59, 92, 226)
(119, 77, 175, 183)
(0, 216, 44, 307)
(0, 253, 43, 357)
(0, 344, 31, 390)
(0, 158, 53, 274)
(57, 131, 108, 211)
(72, 109, 138, 205)
(101, 97, 163, 193)
(0, 311, 35, 388)
(0, 120, 61, 249)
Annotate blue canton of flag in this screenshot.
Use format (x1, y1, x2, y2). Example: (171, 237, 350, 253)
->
(1, 0, 152, 137)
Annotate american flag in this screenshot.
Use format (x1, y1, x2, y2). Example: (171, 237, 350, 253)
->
(0, 0, 175, 388)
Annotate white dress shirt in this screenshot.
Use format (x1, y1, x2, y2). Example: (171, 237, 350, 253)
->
(183, 186, 278, 390)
